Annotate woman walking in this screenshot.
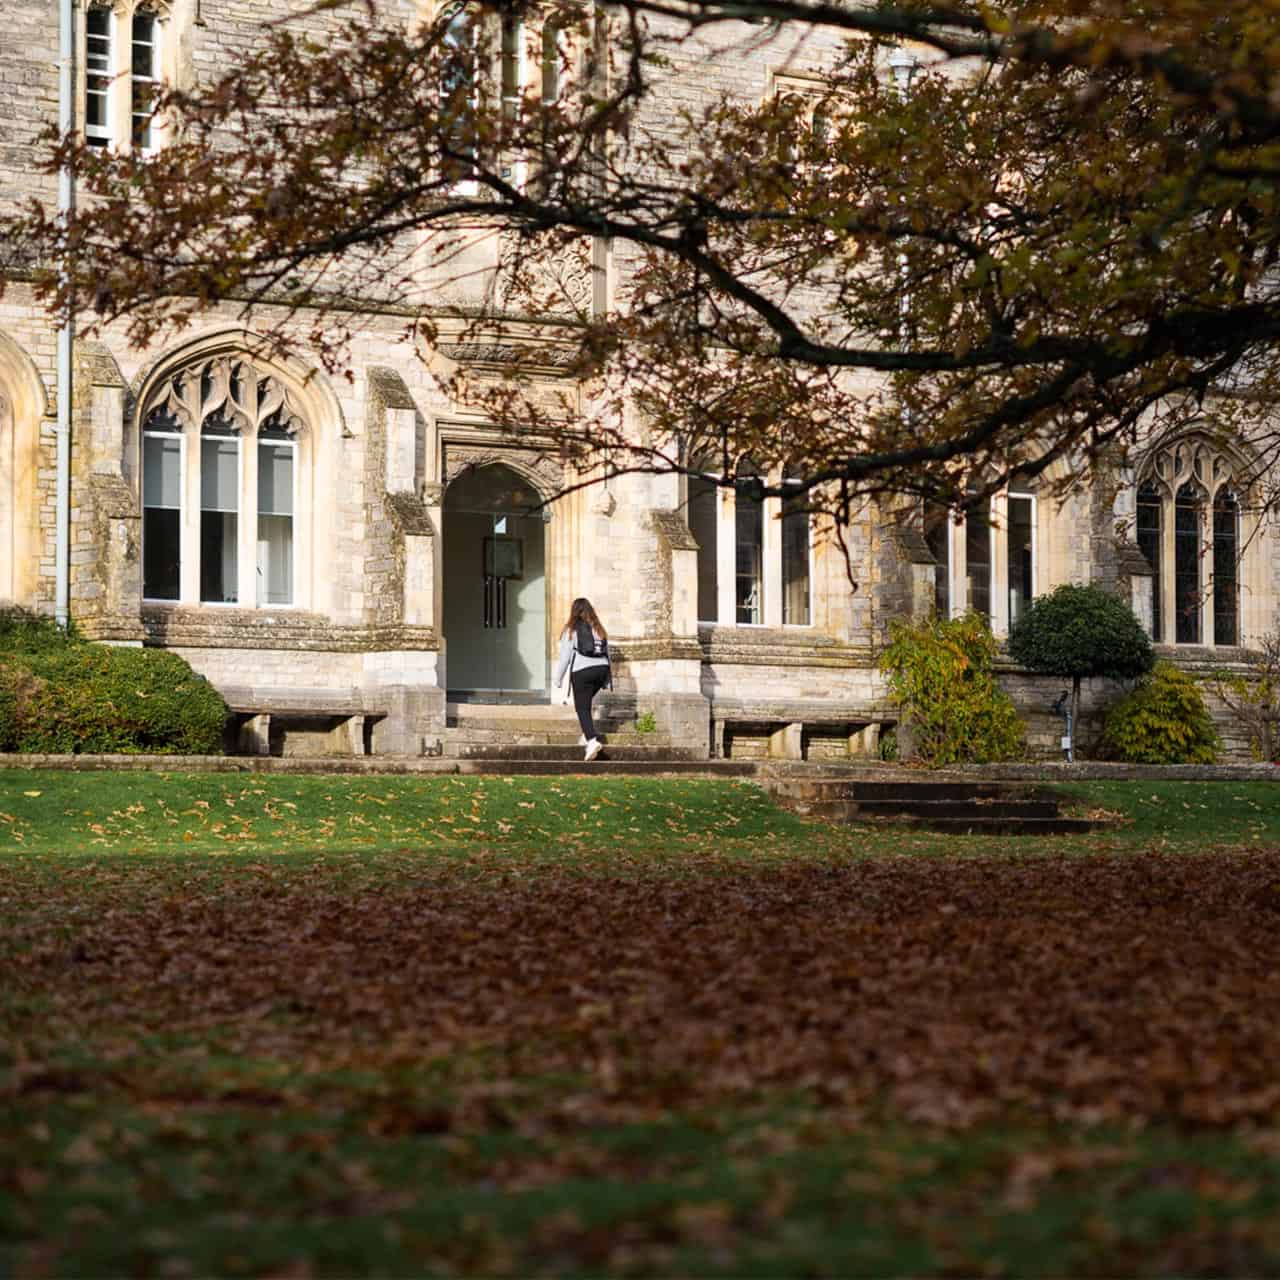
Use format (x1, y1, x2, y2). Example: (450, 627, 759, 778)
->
(554, 597, 612, 762)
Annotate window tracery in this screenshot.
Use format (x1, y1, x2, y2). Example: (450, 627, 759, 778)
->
(1135, 435, 1249, 646)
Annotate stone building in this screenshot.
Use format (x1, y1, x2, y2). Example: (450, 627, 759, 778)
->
(1, 0, 1275, 760)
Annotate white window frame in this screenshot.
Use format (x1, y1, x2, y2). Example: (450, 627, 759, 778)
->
(82, 1, 167, 155)
(255, 433, 298, 608)
(141, 422, 185, 603)
(927, 488, 1039, 637)
(198, 422, 243, 607)
(780, 476, 813, 628)
(688, 470, 814, 629)
(84, 6, 113, 148)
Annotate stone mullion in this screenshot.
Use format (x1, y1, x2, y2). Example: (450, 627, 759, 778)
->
(179, 421, 199, 603)
(237, 428, 256, 608)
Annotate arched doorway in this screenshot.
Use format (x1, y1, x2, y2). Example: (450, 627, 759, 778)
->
(443, 464, 548, 697)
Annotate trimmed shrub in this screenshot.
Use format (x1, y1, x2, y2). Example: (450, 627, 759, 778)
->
(1008, 583, 1154, 750)
(0, 607, 77, 654)
(0, 616, 226, 755)
(879, 611, 1023, 767)
(1102, 662, 1219, 764)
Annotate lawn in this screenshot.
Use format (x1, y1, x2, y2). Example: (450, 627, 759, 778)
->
(4, 770, 1280, 1276)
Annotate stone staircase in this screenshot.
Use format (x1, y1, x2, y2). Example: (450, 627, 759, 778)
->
(760, 767, 1100, 835)
(442, 702, 751, 775)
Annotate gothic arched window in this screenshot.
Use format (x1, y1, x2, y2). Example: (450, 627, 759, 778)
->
(141, 356, 304, 607)
(1136, 436, 1248, 647)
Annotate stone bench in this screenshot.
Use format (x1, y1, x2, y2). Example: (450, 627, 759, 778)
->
(709, 699, 898, 761)
(221, 686, 391, 757)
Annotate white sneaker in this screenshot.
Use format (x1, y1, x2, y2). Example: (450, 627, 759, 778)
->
(584, 739, 603, 762)
(578, 734, 587, 746)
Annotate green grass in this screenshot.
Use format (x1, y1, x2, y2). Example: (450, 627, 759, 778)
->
(1057, 778, 1280, 845)
(5, 770, 1280, 859)
(0, 771, 807, 857)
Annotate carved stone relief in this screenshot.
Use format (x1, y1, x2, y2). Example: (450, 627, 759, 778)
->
(441, 443, 563, 504)
(497, 230, 594, 316)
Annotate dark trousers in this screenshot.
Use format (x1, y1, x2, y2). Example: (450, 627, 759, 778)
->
(571, 665, 610, 741)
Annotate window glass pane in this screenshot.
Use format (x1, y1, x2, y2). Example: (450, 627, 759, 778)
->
(258, 441, 294, 516)
(86, 8, 111, 144)
(1007, 496, 1034, 625)
(735, 479, 763, 624)
(131, 13, 155, 78)
(201, 436, 238, 511)
(200, 437, 238, 604)
(143, 433, 181, 508)
(257, 516, 294, 606)
(258, 439, 294, 605)
(1136, 483, 1162, 642)
(441, 3, 475, 176)
(966, 503, 991, 620)
(1175, 483, 1202, 644)
(502, 16, 522, 118)
(541, 22, 561, 102)
(781, 487, 810, 626)
(200, 512, 238, 603)
(143, 507, 179, 600)
(688, 477, 718, 622)
(1214, 489, 1239, 646)
(923, 502, 950, 617)
(131, 12, 157, 149)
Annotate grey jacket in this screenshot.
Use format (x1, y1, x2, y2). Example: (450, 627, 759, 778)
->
(554, 627, 610, 687)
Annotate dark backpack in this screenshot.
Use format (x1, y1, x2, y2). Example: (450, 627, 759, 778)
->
(575, 621, 607, 659)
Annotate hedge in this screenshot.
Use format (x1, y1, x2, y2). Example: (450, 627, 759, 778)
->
(0, 610, 226, 755)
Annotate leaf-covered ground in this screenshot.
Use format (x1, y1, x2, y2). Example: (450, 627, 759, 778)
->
(4, 772, 1280, 1276)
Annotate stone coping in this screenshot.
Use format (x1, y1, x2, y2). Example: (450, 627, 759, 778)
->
(1, 754, 1278, 782)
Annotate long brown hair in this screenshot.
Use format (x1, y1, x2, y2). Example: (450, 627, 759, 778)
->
(562, 596, 606, 641)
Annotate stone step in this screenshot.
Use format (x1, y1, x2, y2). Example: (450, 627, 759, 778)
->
(854, 799, 1061, 820)
(443, 727, 676, 746)
(792, 801, 1095, 834)
(771, 779, 1056, 804)
(454, 745, 703, 762)
(456, 759, 757, 777)
(447, 701, 573, 720)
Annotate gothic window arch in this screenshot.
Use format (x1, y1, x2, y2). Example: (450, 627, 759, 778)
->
(141, 356, 307, 608)
(1135, 435, 1249, 647)
(84, 0, 173, 154)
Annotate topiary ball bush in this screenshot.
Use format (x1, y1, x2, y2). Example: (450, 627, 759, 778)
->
(1008, 583, 1154, 683)
(0, 612, 226, 755)
(1102, 662, 1220, 764)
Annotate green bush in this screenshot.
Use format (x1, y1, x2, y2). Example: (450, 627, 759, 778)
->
(0, 607, 78, 654)
(879, 612, 1023, 767)
(1008, 583, 1154, 753)
(0, 627, 226, 755)
(1102, 662, 1219, 764)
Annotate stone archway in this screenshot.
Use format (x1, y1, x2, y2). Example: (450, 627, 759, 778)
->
(442, 463, 550, 696)
(0, 331, 49, 607)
